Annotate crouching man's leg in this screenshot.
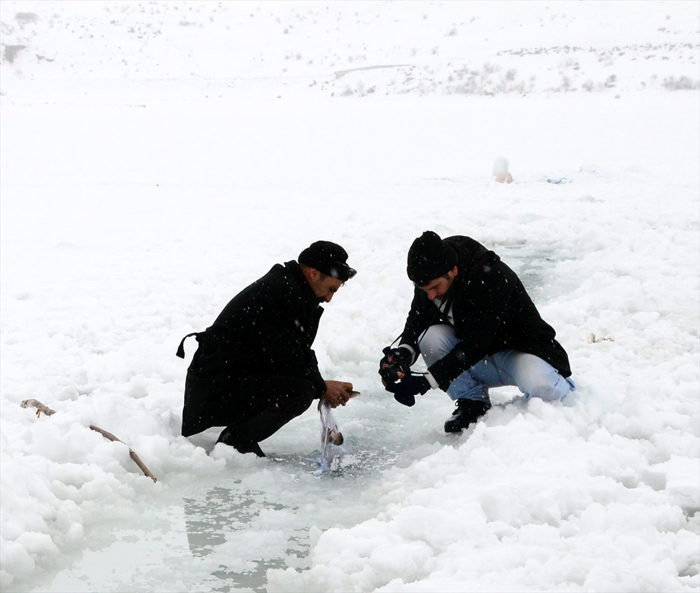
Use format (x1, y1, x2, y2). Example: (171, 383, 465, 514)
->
(217, 376, 316, 457)
(418, 325, 498, 433)
(493, 350, 575, 402)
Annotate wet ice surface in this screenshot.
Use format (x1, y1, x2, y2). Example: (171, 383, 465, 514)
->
(32, 392, 468, 593)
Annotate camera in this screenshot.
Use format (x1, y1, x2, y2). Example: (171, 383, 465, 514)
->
(379, 362, 402, 384)
(378, 347, 411, 384)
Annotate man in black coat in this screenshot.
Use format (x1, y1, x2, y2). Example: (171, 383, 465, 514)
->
(178, 241, 357, 457)
(379, 231, 574, 433)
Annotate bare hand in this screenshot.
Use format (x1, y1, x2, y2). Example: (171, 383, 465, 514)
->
(323, 380, 354, 408)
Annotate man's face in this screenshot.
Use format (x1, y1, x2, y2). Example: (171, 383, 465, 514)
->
(310, 273, 344, 303)
(418, 266, 458, 301)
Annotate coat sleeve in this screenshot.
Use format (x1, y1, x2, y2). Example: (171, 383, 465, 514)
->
(250, 292, 328, 397)
(398, 289, 440, 363)
(427, 261, 517, 390)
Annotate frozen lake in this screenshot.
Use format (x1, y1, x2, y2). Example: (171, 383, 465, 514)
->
(1, 2, 698, 592)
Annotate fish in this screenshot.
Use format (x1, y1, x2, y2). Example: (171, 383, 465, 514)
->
(316, 391, 360, 473)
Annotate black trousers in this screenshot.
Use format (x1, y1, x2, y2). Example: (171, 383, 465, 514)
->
(229, 375, 317, 443)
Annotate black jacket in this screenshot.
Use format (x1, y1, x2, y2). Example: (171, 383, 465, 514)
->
(180, 261, 327, 437)
(400, 236, 572, 391)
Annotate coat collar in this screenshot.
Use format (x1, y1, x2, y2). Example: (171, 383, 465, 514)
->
(284, 260, 324, 311)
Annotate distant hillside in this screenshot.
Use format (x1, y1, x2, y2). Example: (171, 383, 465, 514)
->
(1, 0, 698, 99)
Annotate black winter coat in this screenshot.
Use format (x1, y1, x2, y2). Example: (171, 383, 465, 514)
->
(400, 236, 572, 391)
(180, 260, 327, 437)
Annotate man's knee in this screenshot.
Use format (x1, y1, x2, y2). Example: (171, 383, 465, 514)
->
(526, 375, 574, 402)
(418, 324, 460, 367)
(268, 376, 316, 415)
(528, 384, 564, 401)
(290, 386, 316, 415)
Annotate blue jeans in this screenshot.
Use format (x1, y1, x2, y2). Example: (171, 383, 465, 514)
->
(417, 325, 575, 403)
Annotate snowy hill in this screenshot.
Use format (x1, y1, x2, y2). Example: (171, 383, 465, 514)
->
(2, 0, 699, 99)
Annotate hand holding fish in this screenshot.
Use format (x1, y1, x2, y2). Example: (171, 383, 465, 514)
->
(322, 380, 356, 408)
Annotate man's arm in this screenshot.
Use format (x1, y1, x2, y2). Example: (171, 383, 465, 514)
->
(396, 289, 439, 362)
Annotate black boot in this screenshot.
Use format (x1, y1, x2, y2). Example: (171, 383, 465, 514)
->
(217, 427, 266, 457)
(444, 398, 491, 433)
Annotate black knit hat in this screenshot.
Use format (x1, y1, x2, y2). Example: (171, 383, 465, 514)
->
(406, 231, 457, 286)
(298, 241, 357, 281)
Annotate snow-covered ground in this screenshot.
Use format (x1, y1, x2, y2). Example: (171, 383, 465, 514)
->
(1, 2, 699, 592)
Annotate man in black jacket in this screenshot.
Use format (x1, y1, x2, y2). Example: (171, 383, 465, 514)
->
(380, 231, 574, 433)
(178, 241, 357, 457)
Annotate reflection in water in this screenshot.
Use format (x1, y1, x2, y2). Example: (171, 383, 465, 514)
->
(210, 558, 286, 593)
(184, 487, 288, 592)
(180, 437, 404, 592)
(184, 488, 239, 557)
(29, 398, 453, 592)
